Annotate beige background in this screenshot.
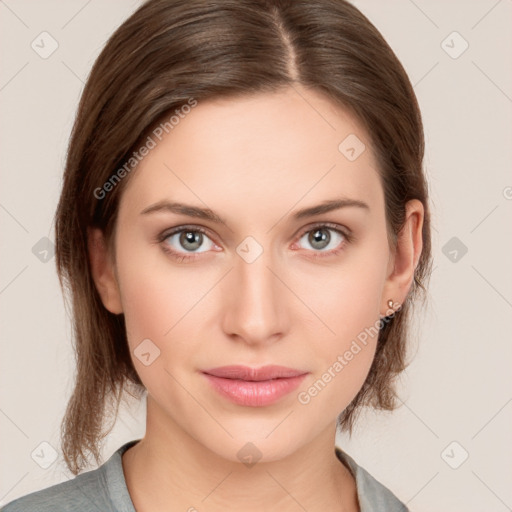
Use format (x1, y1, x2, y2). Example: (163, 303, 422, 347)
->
(1, 1, 511, 510)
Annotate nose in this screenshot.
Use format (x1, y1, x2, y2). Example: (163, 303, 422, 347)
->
(220, 249, 288, 346)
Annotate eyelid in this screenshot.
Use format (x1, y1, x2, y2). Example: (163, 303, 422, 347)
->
(158, 224, 215, 243)
(294, 221, 352, 241)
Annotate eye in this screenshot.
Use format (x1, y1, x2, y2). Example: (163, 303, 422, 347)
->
(159, 226, 219, 261)
(158, 222, 352, 262)
(294, 223, 351, 257)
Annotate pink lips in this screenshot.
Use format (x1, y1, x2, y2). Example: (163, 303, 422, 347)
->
(202, 365, 308, 407)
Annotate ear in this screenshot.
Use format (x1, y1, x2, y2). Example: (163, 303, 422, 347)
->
(380, 199, 424, 316)
(87, 227, 123, 314)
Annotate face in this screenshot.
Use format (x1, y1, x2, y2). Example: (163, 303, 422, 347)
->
(95, 86, 408, 463)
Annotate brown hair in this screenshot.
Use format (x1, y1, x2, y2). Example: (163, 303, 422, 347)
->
(55, 0, 432, 475)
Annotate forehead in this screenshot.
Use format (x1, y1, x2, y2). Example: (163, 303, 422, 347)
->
(119, 86, 384, 221)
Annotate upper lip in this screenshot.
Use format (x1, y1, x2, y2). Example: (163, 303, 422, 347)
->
(202, 365, 308, 381)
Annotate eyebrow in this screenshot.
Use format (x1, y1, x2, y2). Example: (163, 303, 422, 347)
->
(139, 197, 369, 223)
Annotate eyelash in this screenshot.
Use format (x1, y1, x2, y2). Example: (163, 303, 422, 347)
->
(157, 222, 353, 263)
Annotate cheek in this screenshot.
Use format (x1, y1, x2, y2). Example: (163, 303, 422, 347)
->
(113, 236, 187, 377)
(115, 235, 208, 344)
(115, 238, 223, 392)
(292, 246, 388, 411)
(119, 269, 175, 345)
(295, 243, 387, 346)
(294, 274, 381, 420)
(116, 262, 203, 414)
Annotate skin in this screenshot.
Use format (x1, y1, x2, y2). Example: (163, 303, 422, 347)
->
(88, 85, 424, 511)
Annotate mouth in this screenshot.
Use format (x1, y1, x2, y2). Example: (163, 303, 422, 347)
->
(201, 365, 309, 407)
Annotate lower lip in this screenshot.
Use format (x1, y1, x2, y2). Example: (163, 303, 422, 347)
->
(203, 373, 307, 407)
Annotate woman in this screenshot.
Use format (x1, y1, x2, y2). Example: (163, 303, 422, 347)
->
(1, 0, 431, 510)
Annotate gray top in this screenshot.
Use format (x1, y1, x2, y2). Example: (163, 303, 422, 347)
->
(1, 440, 408, 511)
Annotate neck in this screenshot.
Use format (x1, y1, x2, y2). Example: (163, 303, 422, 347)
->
(122, 398, 359, 512)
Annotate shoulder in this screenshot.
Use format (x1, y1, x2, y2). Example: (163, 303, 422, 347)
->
(0, 467, 109, 512)
(1, 441, 138, 512)
(335, 447, 409, 512)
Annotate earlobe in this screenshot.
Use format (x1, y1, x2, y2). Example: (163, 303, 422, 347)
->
(87, 227, 123, 314)
(380, 199, 424, 314)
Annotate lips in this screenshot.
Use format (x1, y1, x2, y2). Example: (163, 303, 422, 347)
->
(203, 365, 307, 381)
(201, 365, 308, 407)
